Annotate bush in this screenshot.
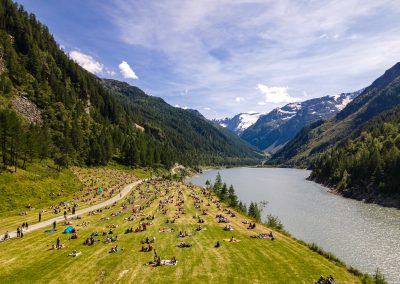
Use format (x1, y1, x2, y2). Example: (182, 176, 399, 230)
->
(265, 214, 283, 230)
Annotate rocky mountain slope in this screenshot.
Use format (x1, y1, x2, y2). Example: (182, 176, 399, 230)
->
(241, 91, 362, 152)
(214, 112, 262, 135)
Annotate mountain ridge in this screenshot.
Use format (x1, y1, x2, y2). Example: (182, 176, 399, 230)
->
(271, 62, 400, 167)
(240, 90, 362, 152)
(214, 112, 262, 135)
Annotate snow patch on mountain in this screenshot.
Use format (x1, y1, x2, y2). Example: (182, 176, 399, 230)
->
(214, 112, 262, 135)
(237, 113, 261, 131)
(240, 88, 364, 152)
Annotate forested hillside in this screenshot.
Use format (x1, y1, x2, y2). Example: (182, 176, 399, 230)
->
(309, 106, 400, 207)
(0, 0, 261, 172)
(102, 79, 262, 165)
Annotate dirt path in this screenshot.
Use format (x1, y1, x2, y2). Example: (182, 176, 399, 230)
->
(5, 180, 143, 239)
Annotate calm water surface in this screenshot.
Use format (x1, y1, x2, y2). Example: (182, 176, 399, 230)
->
(188, 167, 400, 283)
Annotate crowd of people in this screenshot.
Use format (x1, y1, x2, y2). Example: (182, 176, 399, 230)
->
(1, 175, 337, 283)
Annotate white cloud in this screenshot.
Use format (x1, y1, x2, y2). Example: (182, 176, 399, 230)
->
(69, 50, 103, 74)
(106, 70, 116, 76)
(256, 84, 300, 104)
(174, 104, 188, 110)
(104, 0, 400, 117)
(118, 61, 138, 80)
(235, 97, 244, 102)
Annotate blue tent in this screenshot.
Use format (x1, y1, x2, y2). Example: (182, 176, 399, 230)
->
(64, 226, 75, 234)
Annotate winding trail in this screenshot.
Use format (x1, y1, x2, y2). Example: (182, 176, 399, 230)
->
(5, 180, 143, 239)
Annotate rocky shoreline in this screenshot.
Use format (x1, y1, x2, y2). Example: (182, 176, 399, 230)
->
(308, 177, 400, 209)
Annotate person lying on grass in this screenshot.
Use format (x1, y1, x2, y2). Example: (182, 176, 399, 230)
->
(159, 228, 175, 233)
(222, 237, 240, 243)
(148, 256, 177, 267)
(176, 242, 192, 248)
(68, 250, 82, 257)
(178, 231, 192, 237)
(223, 225, 234, 231)
(252, 232, 274, 240)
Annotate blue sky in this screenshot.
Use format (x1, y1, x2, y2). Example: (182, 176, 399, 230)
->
(17, 0, 400, 119)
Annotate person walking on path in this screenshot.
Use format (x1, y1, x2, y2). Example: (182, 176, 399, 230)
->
(17, 227, 20, 238)
(26, 222, 28, 230)
(64, 211, 67, 220)
(39, 212, 42, 222)
(53, 221, 56, 230)
(20, 227, 24, 238)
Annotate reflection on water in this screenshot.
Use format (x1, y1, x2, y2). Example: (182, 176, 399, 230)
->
(189, 167, 400, 283)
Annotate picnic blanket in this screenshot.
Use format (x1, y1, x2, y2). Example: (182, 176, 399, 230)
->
(161, 260, 178, 266)
(223, 238, 241, 243)
(45, 229, 57, 234)
(109, 248, 124, 253)
(68, 251, 82, 257)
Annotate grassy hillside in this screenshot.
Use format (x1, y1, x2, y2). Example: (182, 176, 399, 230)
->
(0, 178, 369, 283)
(0, 165, 152, 233)
(0, 161, 81, 216)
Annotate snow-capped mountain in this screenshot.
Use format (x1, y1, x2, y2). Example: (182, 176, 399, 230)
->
(214, 112, 262, 135)
(241, 89, 363, 152)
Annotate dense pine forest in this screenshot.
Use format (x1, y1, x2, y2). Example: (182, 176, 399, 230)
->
(310, 106, 400, 202)
(0, 0, 261, 172)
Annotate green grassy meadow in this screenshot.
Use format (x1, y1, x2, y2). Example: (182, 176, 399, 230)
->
(0, 175, 364, 283)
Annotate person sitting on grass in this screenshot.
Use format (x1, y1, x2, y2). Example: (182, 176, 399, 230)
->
(141, 244, 153, 252)
(171, 256, 177, 265)
(215, 241, 220, 248)
(109, 245, 123, 253)
(2, 231, 9, 241)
